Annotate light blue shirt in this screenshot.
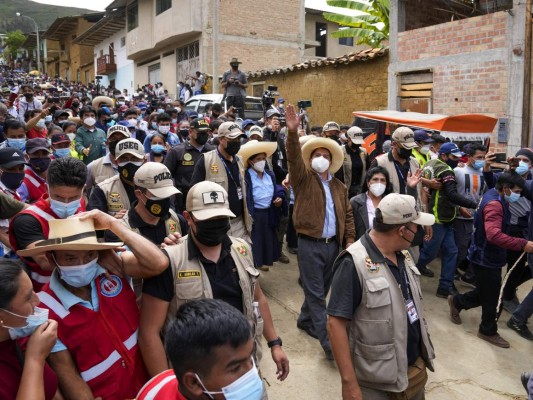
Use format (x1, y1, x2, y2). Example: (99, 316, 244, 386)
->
(249, 168, 274, 209)
(320, 173, 337, 238)
(49, 266, 105, 352)
(143, 132, 181, 153)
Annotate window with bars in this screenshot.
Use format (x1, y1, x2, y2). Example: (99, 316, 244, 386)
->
(156, 0, 172, 15)
(176, 41, 200, 62)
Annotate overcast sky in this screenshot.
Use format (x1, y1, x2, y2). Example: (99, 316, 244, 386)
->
(31, 0, 113, 11)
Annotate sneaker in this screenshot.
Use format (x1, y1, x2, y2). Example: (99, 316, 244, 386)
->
(297, 321, 318, 339)
(277, 251, 290, 264)
(477, 332, 510, 348)
(503, 296, 520, 314)
(287, 247, 298, 254)
(458, 275, 476, 288)
(447, 295, 462, 325)
(507, 317, 533, 340)
(258, 265, 270, 271)
(520, 372, 531, 394)
(418, 265, 434, 277)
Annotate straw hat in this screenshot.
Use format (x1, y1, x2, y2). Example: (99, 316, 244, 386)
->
(301, 137, 344, 173)
(299, 135, 316, 146)
(238, 140, 277, 167)
(92, 96, 114, 109)
(17, 218, 123, 257)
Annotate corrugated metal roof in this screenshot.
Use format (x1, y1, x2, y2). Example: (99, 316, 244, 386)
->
(247, 48, 388, 78)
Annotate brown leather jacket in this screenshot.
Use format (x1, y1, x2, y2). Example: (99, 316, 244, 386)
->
(286, 130, 355, 245)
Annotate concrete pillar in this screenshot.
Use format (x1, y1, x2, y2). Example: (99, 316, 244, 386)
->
(388, 0, 405, 110)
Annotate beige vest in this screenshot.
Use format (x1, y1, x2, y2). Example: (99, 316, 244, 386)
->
(203, 150, 253, 234)
(90, 157, 117, 186)
(120, 208, 182, 236)
(97, 175, 130, 216)
(346, 240, 435, 392)
(376, 153, 420, 195)
(166, 235, 263, 363)
(342, 145, 367, 191)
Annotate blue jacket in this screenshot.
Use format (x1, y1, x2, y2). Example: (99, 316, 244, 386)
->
(467, 188, 510, 268)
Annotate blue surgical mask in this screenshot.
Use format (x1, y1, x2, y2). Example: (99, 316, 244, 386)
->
(157, 108, 165, 114)
(45, 115, 53, 123)
(56, 257, 100, 288)
(54, 148, 71, 158)
(151, 144, 166, 154)
(50, 197, 82, 218)
(505, 189, 521, 203)
(473, 160, 485, 170)
(1, 306, 49, 340)
(195, 359, 263, 400)
(7, 138, 26, 151)
(151, 122, 158, 130)
(516, 161, 530, 176)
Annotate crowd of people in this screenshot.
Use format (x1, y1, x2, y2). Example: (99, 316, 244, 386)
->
(0, 61, 532, 400)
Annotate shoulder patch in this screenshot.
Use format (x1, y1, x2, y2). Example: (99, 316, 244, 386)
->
(235, 243, 248, 257)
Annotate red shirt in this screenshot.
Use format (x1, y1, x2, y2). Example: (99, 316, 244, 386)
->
(136, 369, 187, 400)
(0, 339, 58, 400)
(26, 127, 47, 139)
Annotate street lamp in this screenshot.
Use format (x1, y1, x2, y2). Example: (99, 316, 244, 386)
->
(16, 12, 40, 73)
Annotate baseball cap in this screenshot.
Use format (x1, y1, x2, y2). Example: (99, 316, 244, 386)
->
(323, 121, 340, 132)
(0, 148, 26, 168)
(187, 111, 199, 119)
(54, 110, 70, 119)
(190, 117, 211, 132)
(346, 126, 364, 145)
(392, 127, 417, 149)
(278, 98, 285, 103)
(115, 138, 145, 160)
(134, 162, 180, 199)
(25, 138, 50, 154)
(186, 181, 236, 221)
(248, 125, 263, 138)
(414, 129, 434, 143)
(218, 121, 246, 139)
(265, 109, 280, 119)
(106, 124, 131, 139)
(377, 194, 435, 226)
(242, 119, 254, 129)
(50, 133, 71, 145)
(439, 142, 464, 157)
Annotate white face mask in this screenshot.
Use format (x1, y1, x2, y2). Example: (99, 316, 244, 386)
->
(311, 156, 330, 173)
(252, 160, 266, 173)
(419, 145, 430, 155)
(177, 107, 182, 113)
(369, 182, 386, 197)
(127, 118, 137, 127)
(158, 125, 171, 135)
(84, 117, 96, 127)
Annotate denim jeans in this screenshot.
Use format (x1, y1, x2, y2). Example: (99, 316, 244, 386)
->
(416, 222, 458, 291)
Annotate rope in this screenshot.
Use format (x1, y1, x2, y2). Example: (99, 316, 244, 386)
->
(495, 251, 526, 321)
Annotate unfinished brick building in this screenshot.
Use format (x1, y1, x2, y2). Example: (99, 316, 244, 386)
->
(389, 0, 530, 154)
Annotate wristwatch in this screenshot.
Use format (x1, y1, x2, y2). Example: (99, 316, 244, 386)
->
(267, 337, 283, 348)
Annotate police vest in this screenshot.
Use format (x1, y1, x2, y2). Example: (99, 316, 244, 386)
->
(89, 156, 117, 186)
(342, 145, 367, 192)
(203, 150, 253, 234)
(38, 273, 149, 400)
(23, 168, 48, 204)
(120, 208, 182, 237)
(165, 235, 263, 363)
(375, 153, 420, 196)
(97, 175, 130, 216)
(345, 240, 435, 393)
(422, 159, 456, 223)
(8, 195, 86, 290)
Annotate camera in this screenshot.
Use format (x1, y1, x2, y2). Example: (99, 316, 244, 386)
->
(262, 85, 279, 110)
(297, 100, 312, 109)
(95, 75, 103, 80)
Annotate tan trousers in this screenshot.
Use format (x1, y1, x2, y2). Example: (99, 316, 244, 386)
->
(230, 215, 251, 244)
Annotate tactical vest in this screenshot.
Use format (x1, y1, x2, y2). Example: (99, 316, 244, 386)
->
(423, 159, 455, 223)
(97, 175, 130, 216)
(203, 150, 253, 234)
(342, 145, 367, 192)
(345, 240, 435, 393)
(120, 208, 182, 237)
(375, 153, 420, 196)
(165, 235, 263, 363)
(90, 157, 117, 186)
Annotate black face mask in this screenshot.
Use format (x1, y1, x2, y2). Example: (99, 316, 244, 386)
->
(402, 225, 425, 247)
(194, 218, 230, 246)
(445, 158, 459, 169)
(29, 157, 51, 173)
(118, 162, 141, 182)
(179, 129, 190, 138)
(144, 197, 170, 218)
(108, 141, 119, 156)
(397, 147, 412, 160)
(72, 102, 80, 108)
(195, 132, 209, 146)
(0, 171, 24, 190)
(23, 93, 33, 100)
(225, 141, 241, 156)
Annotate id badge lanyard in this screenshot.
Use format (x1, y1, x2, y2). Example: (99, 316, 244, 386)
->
(400, 264, 420, 324)
(216, 149, 243, 200)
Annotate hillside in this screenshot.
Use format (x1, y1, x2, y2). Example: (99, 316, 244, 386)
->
(0, 0, 95, 34)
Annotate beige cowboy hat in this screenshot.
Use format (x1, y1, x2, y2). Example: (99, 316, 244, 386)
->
(301, 137, 344, 173)
(92, 95, 114, 109)
(238, 140, 277, 167)
(299, 135, 316, 146)
(229, 57, 242, 65)
(17, 218, 123, 257)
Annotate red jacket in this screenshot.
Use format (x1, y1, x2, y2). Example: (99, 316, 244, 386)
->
(136, 370, 186, 400)
(8, 194, 86, 290)
(23, 168, 48, 204)
(38, 274, 149, 400)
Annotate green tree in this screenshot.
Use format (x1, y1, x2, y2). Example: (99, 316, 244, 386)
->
(5, 30, 27, 59)
(323, 0, 389, 48)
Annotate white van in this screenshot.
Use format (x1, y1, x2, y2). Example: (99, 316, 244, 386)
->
(184, 94, 264, 121)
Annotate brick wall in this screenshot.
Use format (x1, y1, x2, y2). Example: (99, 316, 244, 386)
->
(398, 12, 507, 62)
(247, 56, 388, 126)
(403, 0, 486, 31)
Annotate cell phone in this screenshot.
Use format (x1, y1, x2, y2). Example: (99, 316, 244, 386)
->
(494, 153, 507, 163)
